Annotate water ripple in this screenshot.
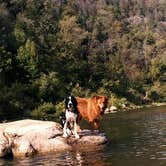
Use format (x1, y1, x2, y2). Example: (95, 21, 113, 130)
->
(0, 106, 166, 166)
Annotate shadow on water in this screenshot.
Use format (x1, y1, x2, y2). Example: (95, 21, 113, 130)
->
(0, 106, 166, 166)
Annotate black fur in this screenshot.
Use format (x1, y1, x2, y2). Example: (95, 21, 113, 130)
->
(65, 96, 78, 113)
(59, 95, 79, 127)
(59, 112, 66, 127)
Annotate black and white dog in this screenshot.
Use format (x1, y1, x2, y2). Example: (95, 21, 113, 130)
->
(60, 96, 80, 139)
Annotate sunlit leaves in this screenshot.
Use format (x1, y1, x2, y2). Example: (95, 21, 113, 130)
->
(0, 46, 12, 73)
(33, 72, 65, 102)
(59, 15, 89, 46)
(17, 39, 38, 77)
(14, 27, 26, 44)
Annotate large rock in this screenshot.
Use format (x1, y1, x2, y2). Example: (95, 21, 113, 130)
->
(0, 119, 107, 157)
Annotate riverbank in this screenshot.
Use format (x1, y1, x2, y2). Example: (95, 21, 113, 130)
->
(106, 102, 166, 113)
(128, 102, 166, 110)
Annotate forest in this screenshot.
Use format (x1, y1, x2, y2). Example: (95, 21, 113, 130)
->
(0, 0, 165, 121)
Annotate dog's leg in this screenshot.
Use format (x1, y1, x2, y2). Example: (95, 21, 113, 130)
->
(77, 125, 82, 132)
(74, 120, 80, 139)
(77, 115, 82, 132)
(63, 121, 68, 138)
(93, 119, 100, 130)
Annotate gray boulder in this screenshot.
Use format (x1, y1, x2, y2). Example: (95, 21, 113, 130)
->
(0, 119, 107, 157)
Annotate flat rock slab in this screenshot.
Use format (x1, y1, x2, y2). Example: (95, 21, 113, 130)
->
(0, 119, 107, 157)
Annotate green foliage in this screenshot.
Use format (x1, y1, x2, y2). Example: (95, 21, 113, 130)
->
(55, 100, 65, 113)
(149, 57, 165, 81)
(0, 83, 33, 120)
(148, 90, 159, 101)
(0, 46, 15, 86)
(126, 88, 144, 105)
(150, 81, 166, 102)
(14, 26, 26, 44)
(17, 39, 38, 78)
(0, 0, 165, 120)
(108, 93, 130, 110)
(71, 83, 91, 97)
(0, 46, 12, 74)
(59, 15, 89, 46)
(33, 72, 65, 102)
(31, 102, 60, 120)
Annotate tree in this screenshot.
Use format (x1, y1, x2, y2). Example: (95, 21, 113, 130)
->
(17, 39, 38, 79)
(33, 72, 65, 102)
(0, 46, 14, 85)
(59, 15, 89, 54)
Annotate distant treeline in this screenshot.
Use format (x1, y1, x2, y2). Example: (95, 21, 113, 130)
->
(0, 0, 165, 120)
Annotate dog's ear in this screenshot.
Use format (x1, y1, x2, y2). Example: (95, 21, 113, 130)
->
(92, 95, 101, 101)
(64, 93, 71, 99)
(72, 96, 77, 106)
(92, 95, 108, 107)
(91, 95, 99, 104)
(64, 96, 69, 107)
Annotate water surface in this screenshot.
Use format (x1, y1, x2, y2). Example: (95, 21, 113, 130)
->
(0, 106, 166, 166)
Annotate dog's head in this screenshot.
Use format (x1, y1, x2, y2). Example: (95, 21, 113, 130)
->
(65, 95, 78, 112)
(92, 95, 108, 115)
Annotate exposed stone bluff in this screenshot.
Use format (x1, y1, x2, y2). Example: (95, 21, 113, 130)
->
(0, 119, 107, 157)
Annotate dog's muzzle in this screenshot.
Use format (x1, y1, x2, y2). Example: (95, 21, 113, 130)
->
(68, 103, 74, 111)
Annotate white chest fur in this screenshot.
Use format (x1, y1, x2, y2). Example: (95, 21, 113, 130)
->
(65, 110, 77, 121)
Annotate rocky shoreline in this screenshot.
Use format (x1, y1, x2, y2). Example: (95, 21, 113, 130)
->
(105, 102, 166, 113)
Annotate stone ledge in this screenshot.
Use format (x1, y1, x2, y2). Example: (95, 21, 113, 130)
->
(0, 119, 107, 157)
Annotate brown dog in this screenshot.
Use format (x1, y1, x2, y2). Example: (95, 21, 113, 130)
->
(76, 95, 108, 129)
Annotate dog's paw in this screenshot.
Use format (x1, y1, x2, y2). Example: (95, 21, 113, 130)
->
(66, 128, 72, 135)
(75, 134, 80, 139)
(63, 133, 68, 138)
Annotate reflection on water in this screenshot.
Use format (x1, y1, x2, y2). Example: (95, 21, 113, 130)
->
(0, 149, 110, 166)
(0, 106, 166, 166)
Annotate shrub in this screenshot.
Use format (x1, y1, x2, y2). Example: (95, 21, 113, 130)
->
(71, 83, 91, 97)
(55, 100, 65, 113)
(31, 102, 61, 120)
(149, 90, 159, 101)
(108, 94, 130, 110)
(33, 72, 64, 102)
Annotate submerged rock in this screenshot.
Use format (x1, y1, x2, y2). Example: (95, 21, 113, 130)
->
(0, 119, 107, 157)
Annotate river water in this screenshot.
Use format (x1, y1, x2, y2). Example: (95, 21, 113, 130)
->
(0, 106, 165, 166)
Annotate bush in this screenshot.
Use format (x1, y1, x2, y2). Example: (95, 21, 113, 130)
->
(108, 93, 130, 109)
(55, 100, 65, 113)
(149, 90, 160, 101)
(125, 88, 143, 105)
(31, 102, 62, 120)
(0, 83, 34, 120)
(33, 72, 65, 102)
(71, 83, 91, 97)
(150, 81, 166, 102)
